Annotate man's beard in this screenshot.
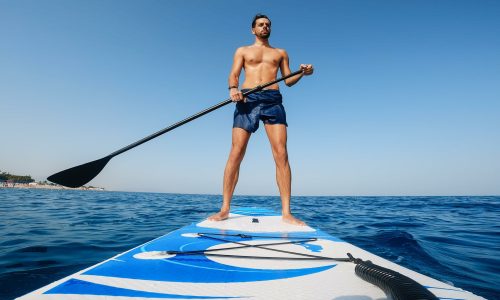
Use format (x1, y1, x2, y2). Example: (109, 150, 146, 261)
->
(258, 31, 270, 39)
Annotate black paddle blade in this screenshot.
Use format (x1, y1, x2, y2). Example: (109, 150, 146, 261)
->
(47, 156, 112, 188)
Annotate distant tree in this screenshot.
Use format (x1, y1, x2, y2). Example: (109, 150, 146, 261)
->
(0, 171, 34, 183)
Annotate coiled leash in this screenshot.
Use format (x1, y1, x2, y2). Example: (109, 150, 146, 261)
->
(347, 253, 438, 300)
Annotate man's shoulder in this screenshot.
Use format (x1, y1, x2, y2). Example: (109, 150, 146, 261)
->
(274, 47, 287, 55)
(233, 45, 250, 56)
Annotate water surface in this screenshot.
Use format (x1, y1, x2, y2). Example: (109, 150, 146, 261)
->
(0, 189, 498, 299)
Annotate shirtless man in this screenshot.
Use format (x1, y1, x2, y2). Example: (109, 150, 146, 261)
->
(208, 14, 313, 225)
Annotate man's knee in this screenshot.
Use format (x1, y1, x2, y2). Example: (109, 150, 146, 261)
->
(272, 146, 288, 163)
(229, 144, 247, 162)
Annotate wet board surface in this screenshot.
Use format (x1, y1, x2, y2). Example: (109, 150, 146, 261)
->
(18, 207, 484, 299)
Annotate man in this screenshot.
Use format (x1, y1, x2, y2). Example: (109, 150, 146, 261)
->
(208, 14, 313, 225)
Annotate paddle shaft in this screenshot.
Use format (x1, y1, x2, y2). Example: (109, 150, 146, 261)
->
(109, 70, 303, 158)
(46, 70, 304, 188)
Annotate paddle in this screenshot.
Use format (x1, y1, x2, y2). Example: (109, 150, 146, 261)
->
(48, 70, 304, 188)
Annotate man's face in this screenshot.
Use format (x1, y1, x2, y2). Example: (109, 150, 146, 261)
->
(252, 18, 271, 39)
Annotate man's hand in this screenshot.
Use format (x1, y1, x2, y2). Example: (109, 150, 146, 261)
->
(300, 64, 314, 75)
(230, 87, 245, 102)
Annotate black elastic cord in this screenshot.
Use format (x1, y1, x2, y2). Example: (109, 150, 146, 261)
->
(167, 237, 316, 255)
(167, 232, 350, 262)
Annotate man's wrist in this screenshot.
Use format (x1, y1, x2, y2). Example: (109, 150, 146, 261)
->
(228, 86, 238, 90)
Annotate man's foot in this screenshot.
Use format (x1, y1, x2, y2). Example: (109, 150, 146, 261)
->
(208, 211, 230, 221)
(282, 214, 306, 226)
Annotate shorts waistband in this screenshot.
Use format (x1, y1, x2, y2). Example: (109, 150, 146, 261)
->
(241, 88, 281, 93)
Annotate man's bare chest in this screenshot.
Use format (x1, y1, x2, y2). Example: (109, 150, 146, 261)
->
(243, 48, 282, 65)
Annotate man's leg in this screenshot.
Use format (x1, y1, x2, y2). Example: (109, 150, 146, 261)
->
(264, 124, 305, 225)
(208, 127, 251, 221)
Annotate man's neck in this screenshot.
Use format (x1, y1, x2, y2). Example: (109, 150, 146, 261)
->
(254, 37, 270, 47)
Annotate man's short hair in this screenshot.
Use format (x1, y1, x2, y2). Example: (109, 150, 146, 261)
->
(252, 14, 271, 28)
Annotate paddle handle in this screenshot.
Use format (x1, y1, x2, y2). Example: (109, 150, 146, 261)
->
(109, 70, 303, 157)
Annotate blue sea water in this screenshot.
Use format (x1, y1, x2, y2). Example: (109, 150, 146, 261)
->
(0, 189, 498, 299)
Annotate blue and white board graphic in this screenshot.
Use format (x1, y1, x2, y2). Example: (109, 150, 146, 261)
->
(18, 207, 484, 299)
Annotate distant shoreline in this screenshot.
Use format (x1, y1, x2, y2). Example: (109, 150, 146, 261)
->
(1, 183, 105, 191)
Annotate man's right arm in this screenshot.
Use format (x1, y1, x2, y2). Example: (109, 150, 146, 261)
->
(228, 47, 245, 102)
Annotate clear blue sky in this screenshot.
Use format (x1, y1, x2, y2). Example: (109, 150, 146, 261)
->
(1, 0, 499, 196)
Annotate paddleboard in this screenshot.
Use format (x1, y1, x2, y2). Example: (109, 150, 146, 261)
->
(17, 207, 484, 299)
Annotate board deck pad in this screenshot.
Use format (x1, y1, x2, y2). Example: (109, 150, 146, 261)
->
(18, 207, 484, 299)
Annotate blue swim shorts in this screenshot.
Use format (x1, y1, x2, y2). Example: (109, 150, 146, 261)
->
(233, 89, 288, 133)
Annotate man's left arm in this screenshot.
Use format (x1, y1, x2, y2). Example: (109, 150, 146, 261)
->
(279, 50, 314, 87)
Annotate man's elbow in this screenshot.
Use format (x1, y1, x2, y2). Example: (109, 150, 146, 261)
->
(228, 74, 237, 82)
(229, 71, 240, 81)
